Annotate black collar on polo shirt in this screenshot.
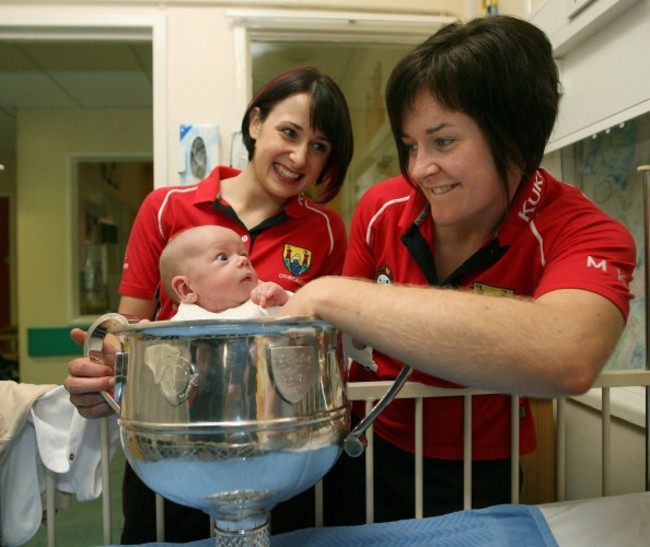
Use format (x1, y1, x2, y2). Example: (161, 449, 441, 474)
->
(401, 206, 509, 287)
(211, 196, 288, 238)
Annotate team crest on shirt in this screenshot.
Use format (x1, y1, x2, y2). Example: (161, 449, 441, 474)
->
(473, 282, 514, 297)
(283, 244, 312, 276)
(376, 266, 393, 284)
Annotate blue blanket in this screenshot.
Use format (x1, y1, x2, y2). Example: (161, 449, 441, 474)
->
(133, 504, 557, 546)
(273, 505, 557, 546)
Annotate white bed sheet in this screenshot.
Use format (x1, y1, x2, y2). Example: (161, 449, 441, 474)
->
(539, 491, 650, 546)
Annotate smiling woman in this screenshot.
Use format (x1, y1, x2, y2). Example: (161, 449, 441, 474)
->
(272, 14, 637, 532)
(251, 39, 415, 225)
(243, 3, 457, 226)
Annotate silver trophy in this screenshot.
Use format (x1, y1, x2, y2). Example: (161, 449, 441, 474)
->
(86, 313, 349, 546)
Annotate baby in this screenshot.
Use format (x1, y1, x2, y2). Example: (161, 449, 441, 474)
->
(159, 224, 289, 320)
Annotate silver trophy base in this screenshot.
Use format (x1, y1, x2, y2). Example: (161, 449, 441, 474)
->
(213, 521, 270, 547)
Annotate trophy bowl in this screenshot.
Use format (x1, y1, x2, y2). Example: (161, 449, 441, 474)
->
(85, 314, 350, 546)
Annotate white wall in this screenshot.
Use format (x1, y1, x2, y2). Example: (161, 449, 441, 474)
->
(529, 0, 650, 152)
(565, 395, 646, 499)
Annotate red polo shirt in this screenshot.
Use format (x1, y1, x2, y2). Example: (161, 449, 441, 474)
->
(120, 166, 347, 320)
(344, 170, 635, 460)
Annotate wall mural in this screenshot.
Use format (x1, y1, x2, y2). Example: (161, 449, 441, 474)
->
(565, 112, 650, 370)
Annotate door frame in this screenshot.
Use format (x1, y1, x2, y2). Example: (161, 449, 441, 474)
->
(0, 195, 11, 327)
(226, 8, 457, 127)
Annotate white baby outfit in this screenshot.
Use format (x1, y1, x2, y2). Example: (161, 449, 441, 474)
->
(0, 382, 120, 546)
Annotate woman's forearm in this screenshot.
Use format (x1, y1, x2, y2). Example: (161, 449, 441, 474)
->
(283, 276, 624, 397)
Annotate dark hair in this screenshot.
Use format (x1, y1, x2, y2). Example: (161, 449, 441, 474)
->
(241, 67, 354, 203)
(386, 15, 561, 200)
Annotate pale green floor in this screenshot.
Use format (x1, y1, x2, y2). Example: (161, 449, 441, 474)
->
(23, 448, 126, 547)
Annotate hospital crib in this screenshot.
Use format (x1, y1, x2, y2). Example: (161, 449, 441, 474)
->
(37, 368, 650, 546)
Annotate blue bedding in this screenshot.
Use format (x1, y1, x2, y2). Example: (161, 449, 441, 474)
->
(134, 504, 558, 546)
(272, 505, 557, 546)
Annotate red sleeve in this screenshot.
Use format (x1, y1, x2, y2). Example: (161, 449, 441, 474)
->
(118, 189, 168, 301)
(321, 211, 347, 276)
(343, 191, 380, 280)
(533, 204, 637, 320)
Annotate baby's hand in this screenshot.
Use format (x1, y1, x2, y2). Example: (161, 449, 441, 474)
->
(251, 282, 290, 308)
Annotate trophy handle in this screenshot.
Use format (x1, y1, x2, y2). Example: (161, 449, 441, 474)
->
(343, 364, 413, 457)
(83, 312, 134, 414)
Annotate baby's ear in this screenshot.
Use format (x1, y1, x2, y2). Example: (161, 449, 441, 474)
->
(171, 275, 198, 303)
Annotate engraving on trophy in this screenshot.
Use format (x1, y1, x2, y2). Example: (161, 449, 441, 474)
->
(159, 355, 199, 405)
(268, 345, 317, 404)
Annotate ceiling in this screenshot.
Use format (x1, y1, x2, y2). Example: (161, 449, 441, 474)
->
(0, 40, 153, 158)
(0, 38, 410, 165)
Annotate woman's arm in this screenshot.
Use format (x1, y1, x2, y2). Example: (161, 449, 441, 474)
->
(280, 277, 624, 397)
(118, 295, 158, 321)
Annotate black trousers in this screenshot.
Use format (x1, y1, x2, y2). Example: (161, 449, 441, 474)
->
(270, 432, 519, 534)
(120, 462, 210, 544)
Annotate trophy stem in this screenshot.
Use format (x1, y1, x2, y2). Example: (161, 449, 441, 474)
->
(213, 520, 270, 547)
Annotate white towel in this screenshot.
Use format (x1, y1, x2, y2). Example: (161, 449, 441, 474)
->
(0, 384, 120, 546)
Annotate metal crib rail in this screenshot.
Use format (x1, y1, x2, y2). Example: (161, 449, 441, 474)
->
(340, 369, 650, 523)
(41, 370, 650, 545)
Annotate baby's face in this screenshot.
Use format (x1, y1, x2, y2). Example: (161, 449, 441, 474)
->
(190, 230, 258, 312)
